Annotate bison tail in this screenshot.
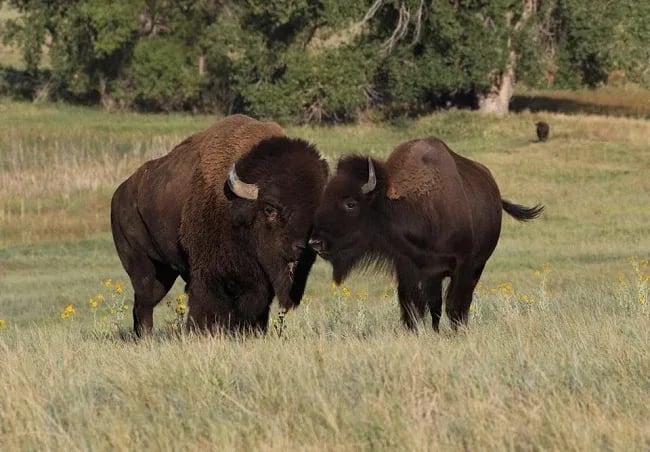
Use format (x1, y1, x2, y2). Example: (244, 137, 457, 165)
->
(502, 200, 544, 222)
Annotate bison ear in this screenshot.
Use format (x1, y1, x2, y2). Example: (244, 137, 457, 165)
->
(224, 181, 256, 226)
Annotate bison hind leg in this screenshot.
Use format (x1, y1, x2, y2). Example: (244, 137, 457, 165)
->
(423, 276, 444, 332)
(445, 263, 484, 329)
(130, 260, 178, 337)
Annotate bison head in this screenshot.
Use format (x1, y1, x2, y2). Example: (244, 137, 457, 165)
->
(225, 137, 329, 310)
(310, 156, 387, 284)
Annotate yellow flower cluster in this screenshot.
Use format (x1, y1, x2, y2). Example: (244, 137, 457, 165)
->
(174, 293, 188, 315)
(60, 304, 76, 319)
(88, 293, 105, 309)
(519, 293, 536, 303)
(491, 282, 514, 299)
(0, 318, 6, 328)
(533, 263, 552, 279)
(103, 279, 125, 294)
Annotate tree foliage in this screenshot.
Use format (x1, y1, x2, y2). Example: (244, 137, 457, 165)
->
(2, 0, 648, 120)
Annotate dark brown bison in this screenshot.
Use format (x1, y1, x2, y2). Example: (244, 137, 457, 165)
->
(309, 137, 543, 330)
(111, 115, 328, 336)
(536, 121, 549, 142)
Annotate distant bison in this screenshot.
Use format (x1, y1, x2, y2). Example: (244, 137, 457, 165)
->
(536, 121, 549, 142)
(309, 137, 543, 330)
(111, 115, 328, 335)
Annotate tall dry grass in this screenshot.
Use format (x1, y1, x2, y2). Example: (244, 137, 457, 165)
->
(1, 273, 648, 451)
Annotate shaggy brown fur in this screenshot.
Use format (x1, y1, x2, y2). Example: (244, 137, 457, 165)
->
(310, 137, 543, 331)
(111, 115, 328, 336)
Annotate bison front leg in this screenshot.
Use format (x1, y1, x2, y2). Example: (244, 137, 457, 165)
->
(396, 269, 427, 331)
(186, 279, 222, 332)
(235, 285, 274, 335)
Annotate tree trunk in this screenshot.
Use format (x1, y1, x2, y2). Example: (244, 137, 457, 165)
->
(99, 75, 115, 111)
(478, 70, 514, 115)
(478, 0, 536, 115)
(198, 55, 205, 76)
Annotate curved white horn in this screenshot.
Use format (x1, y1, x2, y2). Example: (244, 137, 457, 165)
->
(228, 165, 258, 200)
(361, 157, 377, 194)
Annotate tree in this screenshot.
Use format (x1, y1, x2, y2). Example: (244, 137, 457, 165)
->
(2, 0, 648, 118)
(361, 0, 538, 115)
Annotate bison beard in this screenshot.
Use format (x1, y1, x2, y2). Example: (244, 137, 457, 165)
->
(111, 115, 328, 336)
(311, 137, 543, 331)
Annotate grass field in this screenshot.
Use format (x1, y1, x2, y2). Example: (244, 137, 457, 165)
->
(1, 98, 649, 450)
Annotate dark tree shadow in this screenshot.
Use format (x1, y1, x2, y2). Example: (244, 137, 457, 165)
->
(0, 66, 51, 100)
(510, 95, 650, 119)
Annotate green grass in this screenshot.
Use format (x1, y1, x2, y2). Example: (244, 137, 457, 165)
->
(1, 98, 649, 450)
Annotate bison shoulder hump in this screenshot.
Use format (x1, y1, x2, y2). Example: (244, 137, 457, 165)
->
(197, 115, 285, 186)
(385, 138, 451, 200)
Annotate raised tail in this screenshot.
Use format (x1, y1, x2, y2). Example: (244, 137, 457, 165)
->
(502, 199, 544, 222)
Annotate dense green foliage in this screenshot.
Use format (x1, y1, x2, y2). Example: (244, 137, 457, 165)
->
(1, 0, 648, 120)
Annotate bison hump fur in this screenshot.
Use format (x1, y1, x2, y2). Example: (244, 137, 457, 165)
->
(385, 137, 459, 201)
(197, 114, 285, 193)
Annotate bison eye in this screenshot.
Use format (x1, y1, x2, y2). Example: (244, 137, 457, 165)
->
(263, 204, 278, 220)
(342, 199, 358, 212)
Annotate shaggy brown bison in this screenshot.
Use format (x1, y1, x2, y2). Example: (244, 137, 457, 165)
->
(111, 115, 328, 336)
(309, 137, 543, 330)
(536, 121, 550, 142)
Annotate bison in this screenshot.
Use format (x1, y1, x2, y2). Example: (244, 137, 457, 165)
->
(309, 137, 543, 330)
(111, 115, 328, 336)
(536, 121, 549, 142)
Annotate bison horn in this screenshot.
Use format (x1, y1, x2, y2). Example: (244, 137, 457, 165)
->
(361, 157, 377, 194)
(227, 165, 259, 200)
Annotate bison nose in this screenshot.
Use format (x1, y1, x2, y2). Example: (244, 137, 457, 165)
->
(308, 237, 324, 253)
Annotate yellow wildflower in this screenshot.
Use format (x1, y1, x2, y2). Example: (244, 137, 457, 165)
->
(114, 280, 124, 294)
(60, 304, 75, 319)
(342, 287, 351, 297)
(533, 269, 542, 278)
(175, 302, 187, 315)
(0, 319, 6, 328)
(122, 304, 129, 312)
(519, 294, 536, 303)
(175, 293, 188, 303)
(497, 282, 514, 298)
(103, 279, 113, 288)
(88, 298, 98, 309)
(96, 293, 105, 302)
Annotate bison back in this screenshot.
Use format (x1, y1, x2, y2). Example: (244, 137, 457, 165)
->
(112, 135, 199, 272)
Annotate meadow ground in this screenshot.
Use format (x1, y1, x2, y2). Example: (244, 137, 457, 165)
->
(0, 98, 649, 450)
